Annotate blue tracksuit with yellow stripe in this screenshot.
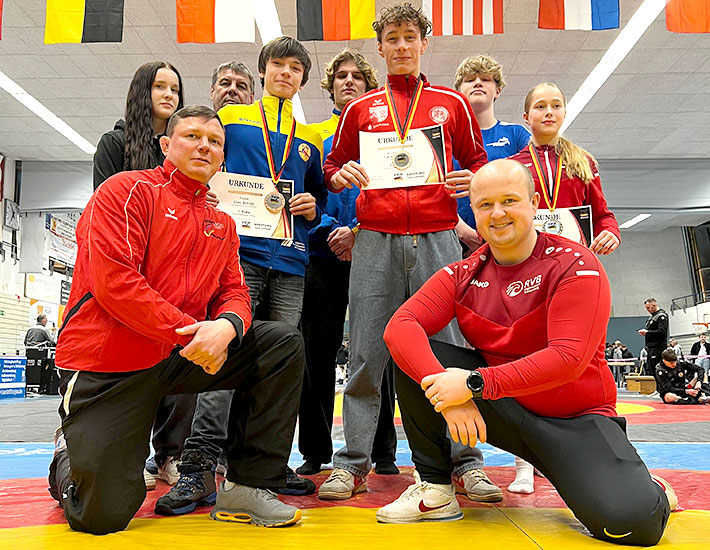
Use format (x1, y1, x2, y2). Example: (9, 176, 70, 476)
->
(218, 96, 327, 277)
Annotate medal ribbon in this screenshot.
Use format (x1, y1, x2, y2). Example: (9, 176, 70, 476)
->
(259, 100, 296, 184)
(384, 76, 424, 146)
(529, 144, 562, 212)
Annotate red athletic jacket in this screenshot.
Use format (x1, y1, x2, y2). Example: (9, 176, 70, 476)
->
(56, 160, 252, 373)
(324, 74, 487, 235)
(384, 233, 616, 418)
(511, 145, 620, 240)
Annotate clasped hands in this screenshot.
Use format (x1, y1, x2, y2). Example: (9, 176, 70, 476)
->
(421, 367, 487, 448)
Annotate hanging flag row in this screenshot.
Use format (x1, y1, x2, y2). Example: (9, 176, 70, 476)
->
(1, 1, 707, 44)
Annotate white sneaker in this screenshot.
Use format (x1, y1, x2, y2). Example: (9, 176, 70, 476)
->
(157, 456, 180, 485)
(317, 468, 367, 500)
(376, 472, 462, 523)
(144, 468, 156, 491)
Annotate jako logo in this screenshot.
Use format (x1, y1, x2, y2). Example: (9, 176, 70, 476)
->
(506, 281, 523, 297)
(470, 278, 489, 288)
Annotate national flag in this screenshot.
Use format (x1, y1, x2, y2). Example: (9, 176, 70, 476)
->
(45, 0, 125, 44)
(666, 0, 710, 33)
(424, 0, 504, 36)
(176, 0, 255, 43)
(538, 0, 619, 30)
(0, 1, 4, 41)
(297, 0, 376, 41)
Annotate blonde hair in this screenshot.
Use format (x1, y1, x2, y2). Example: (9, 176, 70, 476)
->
(320, 49, 379, 102)
(524, 83, 597, 184)
(454, 55, 506, 91)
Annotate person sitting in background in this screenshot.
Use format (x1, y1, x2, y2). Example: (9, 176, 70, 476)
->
(655, 349, 710, 405)
(690, 333, 710, 370)
(25, 314, 56, 348)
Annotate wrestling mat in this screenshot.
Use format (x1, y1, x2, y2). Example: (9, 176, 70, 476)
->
(1, 398, 709, 549)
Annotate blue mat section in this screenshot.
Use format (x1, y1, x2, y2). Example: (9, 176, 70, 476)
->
(3, 441, 710, 481)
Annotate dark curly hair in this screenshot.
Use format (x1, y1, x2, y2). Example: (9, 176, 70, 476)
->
(124, 61, 184, 170)
(372, 3, 432, 42)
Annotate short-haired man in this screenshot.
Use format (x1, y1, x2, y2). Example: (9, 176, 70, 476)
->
(156, 37, 326, 515)
(452, 55, 530, 237)
(379, 159, 674, 546)
(47, 106, 306, 534)
(210, 61, 255, 110)
(318, 4, 501, 502)
(25, 314, 56, 347)
(299, 49, 401, 476)
(655, 349, 710, 405)
(639, 299, 668, 375)
(690, 333, 709, 370)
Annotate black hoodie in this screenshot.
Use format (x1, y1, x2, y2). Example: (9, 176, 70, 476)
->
(92, 119, 165, 190)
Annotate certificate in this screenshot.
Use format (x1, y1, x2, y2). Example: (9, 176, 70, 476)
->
(209, 172, 294, 240)
(359, 125, 446, 190)
(534, 205, 592, 246)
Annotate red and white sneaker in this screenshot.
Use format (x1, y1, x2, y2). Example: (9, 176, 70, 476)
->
(453, 469, 503, 502)
(651, 474, 678, 511)
(317, 468, 367, 500)
(376, 472, 462, 523)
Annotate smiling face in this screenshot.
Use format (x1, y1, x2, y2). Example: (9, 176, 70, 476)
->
(261, 57, 304, 99)
(471, 160, 540, 265)
(523, 84, 566, 145)
(377, 21, 428, 77)
(332, 60, 367, 111)
(161, 116, 225, 183)
(211, 69, 254, 110)
(458, 73, 500, 112)
(151, 67, 181, 122)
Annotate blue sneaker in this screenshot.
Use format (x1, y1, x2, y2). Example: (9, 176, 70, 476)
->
(154, 469, 216, 516)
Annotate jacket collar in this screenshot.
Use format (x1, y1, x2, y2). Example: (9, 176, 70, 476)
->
(159, 159, 210, 201)
(386, 73, 430, 92)
(261, 95, 293, 120)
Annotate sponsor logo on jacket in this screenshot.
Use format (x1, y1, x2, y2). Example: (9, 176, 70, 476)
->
(203, 219, 226, 240)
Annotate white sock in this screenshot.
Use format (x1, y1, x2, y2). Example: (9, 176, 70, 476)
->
(507, 457, 534, 494)
(223, 480, 236, 490)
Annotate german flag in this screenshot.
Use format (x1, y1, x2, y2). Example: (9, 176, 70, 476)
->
(297, 0, 375, 41)
(44, 0, 124, 44)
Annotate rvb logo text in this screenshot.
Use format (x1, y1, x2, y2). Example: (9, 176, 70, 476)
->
(506, 274, 542, 297)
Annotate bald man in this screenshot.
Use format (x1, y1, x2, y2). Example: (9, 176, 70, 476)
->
(379, 159, 674, 546)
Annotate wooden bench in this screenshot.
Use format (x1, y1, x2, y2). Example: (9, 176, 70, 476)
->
(625, 375, 656, 394)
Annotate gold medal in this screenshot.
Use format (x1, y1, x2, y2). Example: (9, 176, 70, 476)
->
(264, 191, 286, 213)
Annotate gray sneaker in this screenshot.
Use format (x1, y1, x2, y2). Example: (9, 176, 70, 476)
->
(452, 469, 503, 503)
(210, 481, 302, 527)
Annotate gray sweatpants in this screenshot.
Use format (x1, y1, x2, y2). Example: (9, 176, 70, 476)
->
(334, 229, 485, 476)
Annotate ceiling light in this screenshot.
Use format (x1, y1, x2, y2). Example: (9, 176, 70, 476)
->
(619, 214, 651, 229)
(0, 69, 96, 155)
(561, 0, 666, 133)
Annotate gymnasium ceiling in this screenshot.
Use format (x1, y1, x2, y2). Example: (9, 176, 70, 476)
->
(0, 0, 709, 230)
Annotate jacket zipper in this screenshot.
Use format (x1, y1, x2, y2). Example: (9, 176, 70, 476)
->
(404, 76, 412, 235)
(182, 191, 201, 307)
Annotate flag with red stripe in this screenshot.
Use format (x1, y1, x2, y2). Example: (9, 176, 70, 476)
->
(176, 0, 255, 43)
(538, 0, 619, 30)
(424, 0, 503, 36)
(0, 1, 4, 41)
(666, 0, 710, 33)
(297, 0, 375, 41)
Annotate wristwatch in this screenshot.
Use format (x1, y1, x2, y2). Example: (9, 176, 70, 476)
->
(466, 370, 484, 399)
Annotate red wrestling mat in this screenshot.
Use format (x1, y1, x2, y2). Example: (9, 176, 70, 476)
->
(2, 467, 708, 529)
(617, 400, 710, 425)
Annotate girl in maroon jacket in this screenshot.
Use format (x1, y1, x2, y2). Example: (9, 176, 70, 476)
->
(511, 82, 620, 255)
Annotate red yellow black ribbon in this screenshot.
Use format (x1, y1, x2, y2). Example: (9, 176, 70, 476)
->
(258, 100, 296, 184)
(385, 76, 424, 147)
(529, 144, 562, 212)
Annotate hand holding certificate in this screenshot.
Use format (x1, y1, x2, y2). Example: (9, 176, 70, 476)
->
(209, 172, 294, 240)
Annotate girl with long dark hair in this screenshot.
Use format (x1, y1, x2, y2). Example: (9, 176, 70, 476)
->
(93, 61, 184, 188)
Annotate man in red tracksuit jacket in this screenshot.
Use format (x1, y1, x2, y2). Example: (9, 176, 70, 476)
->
(317, 4, 500, 503)
(48, 106, 305, 534)
(379, 158, 674, 546)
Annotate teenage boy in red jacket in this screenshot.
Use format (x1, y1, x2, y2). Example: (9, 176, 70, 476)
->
(318, 3, 500, 502)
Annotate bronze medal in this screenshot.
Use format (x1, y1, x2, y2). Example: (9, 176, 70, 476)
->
(542, 218, 563, 235)
(265, 191, 286, 213)
(392, 150, 412, 170)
